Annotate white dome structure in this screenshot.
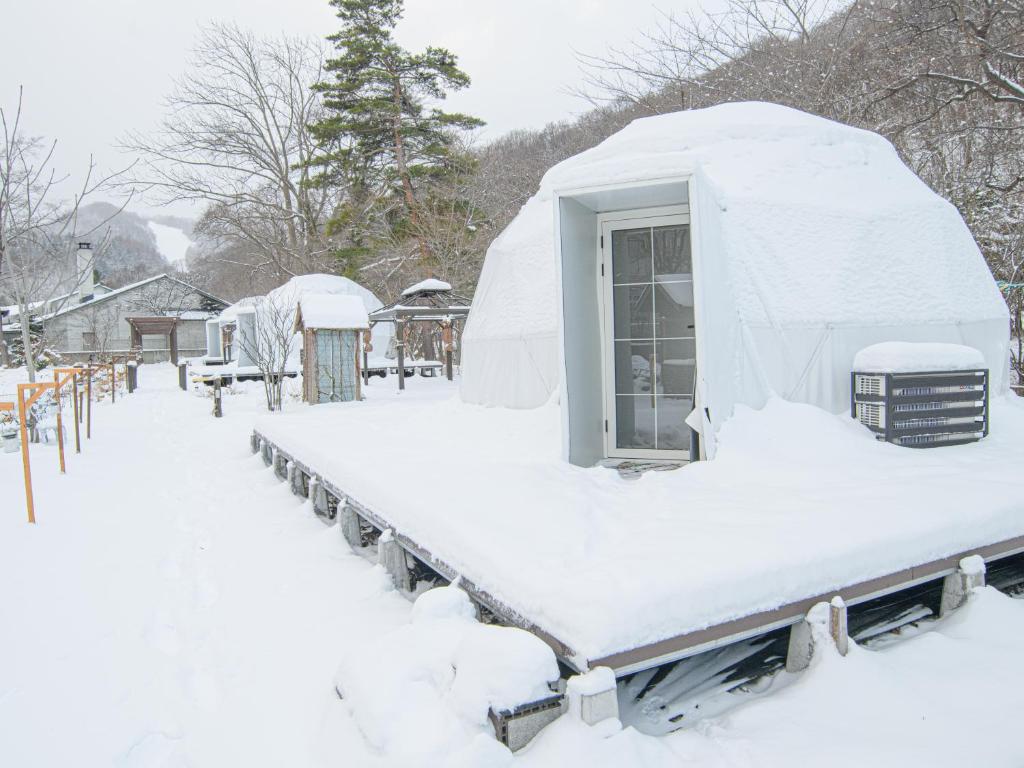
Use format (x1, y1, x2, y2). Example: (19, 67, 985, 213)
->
(264, 273, 393, 354)
(460, 102, 1009, 464)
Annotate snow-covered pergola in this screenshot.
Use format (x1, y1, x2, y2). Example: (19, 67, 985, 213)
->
(127, 316, 181, 366)
(368, 279, 471, 389)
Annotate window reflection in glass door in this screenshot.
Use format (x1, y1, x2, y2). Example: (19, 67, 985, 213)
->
(608, 220, 694, 454)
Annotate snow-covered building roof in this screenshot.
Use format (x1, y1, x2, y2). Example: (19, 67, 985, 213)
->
(460, 102, 1009, 462)
(294, 293, 369, 330)
(44, 274, 227, 320)
(401, 278, 452, 297)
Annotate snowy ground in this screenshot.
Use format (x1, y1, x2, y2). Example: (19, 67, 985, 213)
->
(2, 364, 1024, 766)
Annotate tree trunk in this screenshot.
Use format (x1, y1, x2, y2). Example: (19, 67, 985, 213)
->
(0, 314, 9, 368)
(18, 301, 36, 383)
(392, 80, 431, 275)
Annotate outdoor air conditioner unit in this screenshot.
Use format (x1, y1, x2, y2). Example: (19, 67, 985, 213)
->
(851, 369, 989, 448)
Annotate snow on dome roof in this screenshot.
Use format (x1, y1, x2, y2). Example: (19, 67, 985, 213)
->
(296, 293, 369, 330)
(256, 273, 391, 345)
(219, 296, 258, 322)
(401, 278, 452, 296)
(853, 342, 986, 373)
(461, 102, 1009, 426)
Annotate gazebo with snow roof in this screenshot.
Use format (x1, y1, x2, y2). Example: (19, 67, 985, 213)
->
(368, 278, 472, 389)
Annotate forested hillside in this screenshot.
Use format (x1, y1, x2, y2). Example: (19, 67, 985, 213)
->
(74, 202, 170, 287)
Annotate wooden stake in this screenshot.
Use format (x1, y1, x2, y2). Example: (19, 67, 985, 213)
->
(54, 382, 66, 475)
(71, 372, 81, 453)
(17, 388, 35, 524)
(86, 369, 92, 439)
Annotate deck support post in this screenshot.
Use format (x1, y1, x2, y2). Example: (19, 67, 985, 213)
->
(274, 452, 289, 481)
(396, 320, 406, 392)
(829, 596, 849, 657)
(940, 555, 986, 617)
(340, 502, 362, 547)
(566, 667, 618, 726)
(379, 529, 412, 591)
(310, 478, 330, 519)
(786, 597, 849, 673)
(290, 464, 306, 497)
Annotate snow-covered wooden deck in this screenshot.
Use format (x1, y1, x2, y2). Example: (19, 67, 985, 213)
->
(252, 391, 1024, 674)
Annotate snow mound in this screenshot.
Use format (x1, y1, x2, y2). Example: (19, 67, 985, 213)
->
(853, 341, 986, 373)
(335, 584, 558, 765)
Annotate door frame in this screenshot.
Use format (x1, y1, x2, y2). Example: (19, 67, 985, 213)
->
(598, 205, 692, 460)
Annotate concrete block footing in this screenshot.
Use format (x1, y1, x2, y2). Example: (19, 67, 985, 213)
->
(940, 555, 986, 617)
(340, 503, 362, 547)
(311, 479, 332, 521)
(273, 453, 289, 481)
(566, 667, 618, 726)
(290, 465, 307, 497)
(378, 528, 412, 591)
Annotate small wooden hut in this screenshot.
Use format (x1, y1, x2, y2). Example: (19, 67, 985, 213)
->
(294, 294, 369, 404)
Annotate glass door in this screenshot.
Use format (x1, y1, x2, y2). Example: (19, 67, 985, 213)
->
(602, 212, 695, 459)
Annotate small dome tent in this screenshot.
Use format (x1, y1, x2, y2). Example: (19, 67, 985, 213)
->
(204, 274, 393, 367)
(460, 102, 1009, 464)
(264, 273, 393, 357)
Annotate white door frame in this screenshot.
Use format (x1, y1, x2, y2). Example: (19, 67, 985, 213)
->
(598, 205, 692, 460)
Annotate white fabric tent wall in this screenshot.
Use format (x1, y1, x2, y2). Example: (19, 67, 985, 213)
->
(461, 103, 1010, 458)
(460, 198, 560, 408)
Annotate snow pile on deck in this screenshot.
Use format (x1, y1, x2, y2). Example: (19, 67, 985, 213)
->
(335, 584, 558, 765)
(461, 102, 1009, 441)
(296, 293, 369, 330)
(853, 341, 986, 373)
(256, 390, 1024, 666)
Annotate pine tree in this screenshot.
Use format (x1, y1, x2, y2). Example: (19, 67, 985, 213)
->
(311, 0, 483, 273)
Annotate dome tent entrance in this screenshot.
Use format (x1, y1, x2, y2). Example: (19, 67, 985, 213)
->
(459, 102, 1010, 466)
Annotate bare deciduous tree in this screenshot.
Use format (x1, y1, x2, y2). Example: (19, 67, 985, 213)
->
(123, 24, 339, 281)
(0, 87, 132, 380)
(236, 299, 297, 412)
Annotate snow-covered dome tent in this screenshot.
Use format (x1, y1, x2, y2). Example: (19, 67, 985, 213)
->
(265, 274, 393, 366)
(460, 102, 1010, 465)
(205, 274, 393, 366)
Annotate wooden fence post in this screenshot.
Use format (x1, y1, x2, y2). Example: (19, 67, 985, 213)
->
(17, 387, 35, 524)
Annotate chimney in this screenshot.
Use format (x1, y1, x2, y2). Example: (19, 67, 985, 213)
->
(77, 242, 95, 303)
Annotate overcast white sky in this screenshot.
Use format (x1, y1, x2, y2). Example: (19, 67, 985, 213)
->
(2, 0, 695, 217)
